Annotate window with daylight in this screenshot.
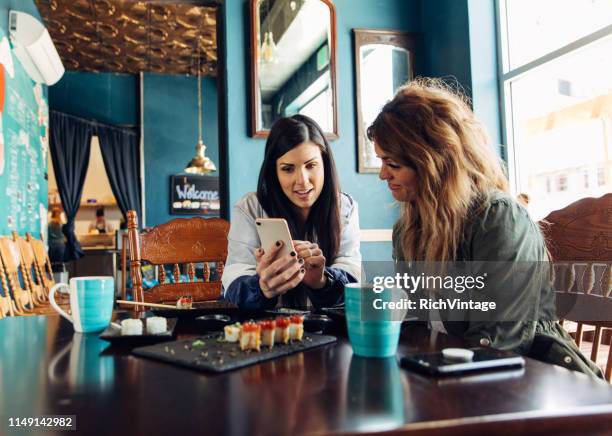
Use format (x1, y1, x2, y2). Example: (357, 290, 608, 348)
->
(498, 0, 612, 220)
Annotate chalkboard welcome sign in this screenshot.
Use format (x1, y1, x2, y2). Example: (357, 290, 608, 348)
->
(170, 175, 220, 216)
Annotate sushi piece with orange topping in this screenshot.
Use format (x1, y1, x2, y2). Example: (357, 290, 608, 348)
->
(260, 319, 276, 348)
(274, 316, 290, 344)
(289, 315, 304, 341)
(240, 321, 261, 351)
(176, 295, 193, 309)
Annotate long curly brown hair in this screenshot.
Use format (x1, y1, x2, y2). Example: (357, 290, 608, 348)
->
(368, 78, 509, 261)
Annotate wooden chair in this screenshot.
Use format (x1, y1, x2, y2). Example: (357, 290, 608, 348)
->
(127, 210, 229, 306)
(0, 236, 35, 314)
(540, 193, 612, 381)
(13, 232, 47, 305)
(0, 255, 15, 318)
(27, 232, 57, 294)
(121, 232, 129, 301)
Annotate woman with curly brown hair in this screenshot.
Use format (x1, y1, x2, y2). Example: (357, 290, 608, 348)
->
(368, 78, 602, 378)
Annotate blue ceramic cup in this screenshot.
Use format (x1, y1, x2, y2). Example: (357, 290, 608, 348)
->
(345, 283, 403, 358)
(49, 277, 114, 333)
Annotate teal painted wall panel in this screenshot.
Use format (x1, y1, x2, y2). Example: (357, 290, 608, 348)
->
(143, 73, 219, 227)
(0, 1, 48, 237)
(467, 0, 502, 153)
(49, 71, 138, 126)
(420, 0, 501, 153)
(420, 0, 472, 93)
(222, 0, 420, 262)
(361, 241, 394, 262)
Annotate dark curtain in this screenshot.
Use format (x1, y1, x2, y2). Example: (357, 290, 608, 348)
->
(49, 111, 93, 261)
(97, 125, 142, 220)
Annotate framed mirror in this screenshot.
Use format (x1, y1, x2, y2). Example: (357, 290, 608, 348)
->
(250, 0, 338, 138)
(354, 29, 416, 173)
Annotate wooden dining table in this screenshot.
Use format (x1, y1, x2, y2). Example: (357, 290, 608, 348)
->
(1, 311, 611, 436)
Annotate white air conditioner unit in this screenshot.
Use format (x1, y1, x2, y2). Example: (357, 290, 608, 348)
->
(8, 10, 64, 85)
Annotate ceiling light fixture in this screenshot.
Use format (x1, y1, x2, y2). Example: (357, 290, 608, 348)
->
(185, 42, 216, 175)
(260, 1, 277, 64)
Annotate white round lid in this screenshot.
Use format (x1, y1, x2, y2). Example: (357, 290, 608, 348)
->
(442, 348, 475, 361)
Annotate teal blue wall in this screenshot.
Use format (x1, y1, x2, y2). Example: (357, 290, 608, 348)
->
(143, 74, 219, 227)
(420, 0, 471, 93)
(467, 0, 502, 153)
(49, 71, 138, 126)
(47, 71, 220, 228)
(222, 0, 421, 261)
(0, 0, 48, 238)
(420, 0, 501, 151)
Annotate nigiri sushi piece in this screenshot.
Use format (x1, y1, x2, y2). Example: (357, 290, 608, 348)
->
(260, 320, 276, 348)
(274, 316, 290, 344)
(289, 315, 304, 341)
(146, 316, 167, 334)
(224, 322, 242, 342)
(121, 318, 143, 336)
(240, 321, 261, 351)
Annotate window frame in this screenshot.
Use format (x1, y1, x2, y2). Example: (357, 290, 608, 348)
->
(495, 0, 612, 193)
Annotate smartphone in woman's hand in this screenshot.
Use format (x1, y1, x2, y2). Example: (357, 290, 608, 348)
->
(255, 218, 295, 257)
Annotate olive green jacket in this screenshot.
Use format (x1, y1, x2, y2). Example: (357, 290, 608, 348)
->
(393, 192, 604, 379)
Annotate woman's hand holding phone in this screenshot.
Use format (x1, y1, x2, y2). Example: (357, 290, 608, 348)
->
(254, 241, 305, 299)
(293, 240, 327, 289)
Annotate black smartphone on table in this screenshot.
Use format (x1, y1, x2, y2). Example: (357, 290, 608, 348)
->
(400, 347, 525, 376)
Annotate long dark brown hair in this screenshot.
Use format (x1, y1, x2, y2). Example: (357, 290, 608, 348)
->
(257, 114, 341, 264)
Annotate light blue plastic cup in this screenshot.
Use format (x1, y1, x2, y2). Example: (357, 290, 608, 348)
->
(345, 283, 402, 358)
(49, 277, 114, 333)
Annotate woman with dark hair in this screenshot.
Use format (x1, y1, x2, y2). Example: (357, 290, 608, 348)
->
(222, 115, 360, 309)
(367, 77, 602, 378)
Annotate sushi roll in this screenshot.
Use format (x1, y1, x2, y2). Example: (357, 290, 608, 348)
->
(176, 295, 193, 309)
(120, 318, 143, 336)
(240, 322, 261, 351)
(289, 315, 304, 341)
(224, 322, 242, 342)
(274, 316, 290, 344)
(260, 320, 276, 348)
(146, 316, 167, 334)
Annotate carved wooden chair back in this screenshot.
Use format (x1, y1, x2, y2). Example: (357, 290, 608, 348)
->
(13, 232, 47, 305)
(0, 236, 35, 314)
(0, 249, 15, 318)
(127, 210, 230, 305)
(27, 232, 57, 293)
(539, 193, 612, 381)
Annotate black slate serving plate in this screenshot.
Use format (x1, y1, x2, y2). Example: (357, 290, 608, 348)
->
(132, 332, 337, 373)
(100, 318, 178, 346)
